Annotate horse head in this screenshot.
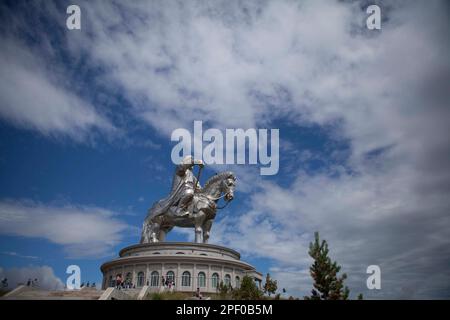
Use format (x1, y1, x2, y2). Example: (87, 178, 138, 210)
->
(202, 171, 236, 203)
(221, 173, 236, 202)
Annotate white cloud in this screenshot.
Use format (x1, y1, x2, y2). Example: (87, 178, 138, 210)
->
(43, 0, 447, 170)
(4, 1, 448, 157)
(0, 37, 116, 142)
(1, 251, 39, 260)
(0, 265, 64, 290)
(0, 199, 135, 258)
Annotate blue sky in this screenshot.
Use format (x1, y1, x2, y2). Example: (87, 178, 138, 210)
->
(0, 0, 449, 298)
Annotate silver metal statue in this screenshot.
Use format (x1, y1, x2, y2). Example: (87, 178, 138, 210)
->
(141, 155, 236, 244)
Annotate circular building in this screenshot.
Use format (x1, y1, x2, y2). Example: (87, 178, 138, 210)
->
(100, 242, 262, 294)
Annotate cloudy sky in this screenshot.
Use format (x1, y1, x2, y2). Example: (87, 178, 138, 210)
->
(0, 0, 449, 298)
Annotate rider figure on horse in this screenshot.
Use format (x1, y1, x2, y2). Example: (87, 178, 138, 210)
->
(170, 155, 204, 217)
(145, 155, 204, 222)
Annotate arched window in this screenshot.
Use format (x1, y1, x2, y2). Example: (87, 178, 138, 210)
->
(137, 272, 145, 287)
(150, 271, 159, 287)
(109, 276, 114, 287)
(224, 274, 231, 287)
(197, 272, 206, 288)
(211, 273, 219, 289)
(181, 271, 191, 287)
(235, 276, 241, 288)
(166, 271, 175, 283)
(176, 252, 185, 254)
(125, 272, 132, 285)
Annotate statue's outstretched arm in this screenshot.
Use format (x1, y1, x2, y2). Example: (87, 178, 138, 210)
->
(176, 158, 204, 176)
(193, 158, 204, 167)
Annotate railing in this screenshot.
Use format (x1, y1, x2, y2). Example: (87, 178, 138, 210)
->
(108, 275, 240, 291)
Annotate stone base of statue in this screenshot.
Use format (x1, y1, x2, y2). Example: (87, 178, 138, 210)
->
(100, 242, 262, 294)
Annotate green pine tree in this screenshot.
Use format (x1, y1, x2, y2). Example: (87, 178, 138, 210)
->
(305, 232, 350, 300)
(263, 273, 278, 297)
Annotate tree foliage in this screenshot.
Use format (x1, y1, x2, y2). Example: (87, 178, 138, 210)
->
(263, 273, 278, 297)
(305, 232, 350, 300)
(217, 280, 231, 299)
(232, 275, 263, 300)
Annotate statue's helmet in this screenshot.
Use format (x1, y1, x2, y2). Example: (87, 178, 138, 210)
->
(180, 155, 193, 165)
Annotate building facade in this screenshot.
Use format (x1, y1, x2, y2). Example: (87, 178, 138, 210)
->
(101, 242, 262, 294)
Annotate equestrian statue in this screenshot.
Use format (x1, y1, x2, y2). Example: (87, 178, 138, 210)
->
(141, 155, 236, 244)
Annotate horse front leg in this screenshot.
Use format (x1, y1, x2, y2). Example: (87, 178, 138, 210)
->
(141, 220, 150, 243)
(148, 217, 163, 243)
(194, 226, 203, 243)
(194, 214, 203, 243)
(150, 223, 160, 242)
(141, 219, 158, 243)
(202, 219, 213, 244)
(158, 228, 166, 242)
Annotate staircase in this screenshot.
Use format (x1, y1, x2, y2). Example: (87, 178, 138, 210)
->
(1, 286, 104, 300)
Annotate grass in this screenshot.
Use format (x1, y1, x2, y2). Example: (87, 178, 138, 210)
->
(146, 291, 194, 300)
(0, 289, 11, 297)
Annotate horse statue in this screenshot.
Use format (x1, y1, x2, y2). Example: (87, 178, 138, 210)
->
(140, 170, 236, 244)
